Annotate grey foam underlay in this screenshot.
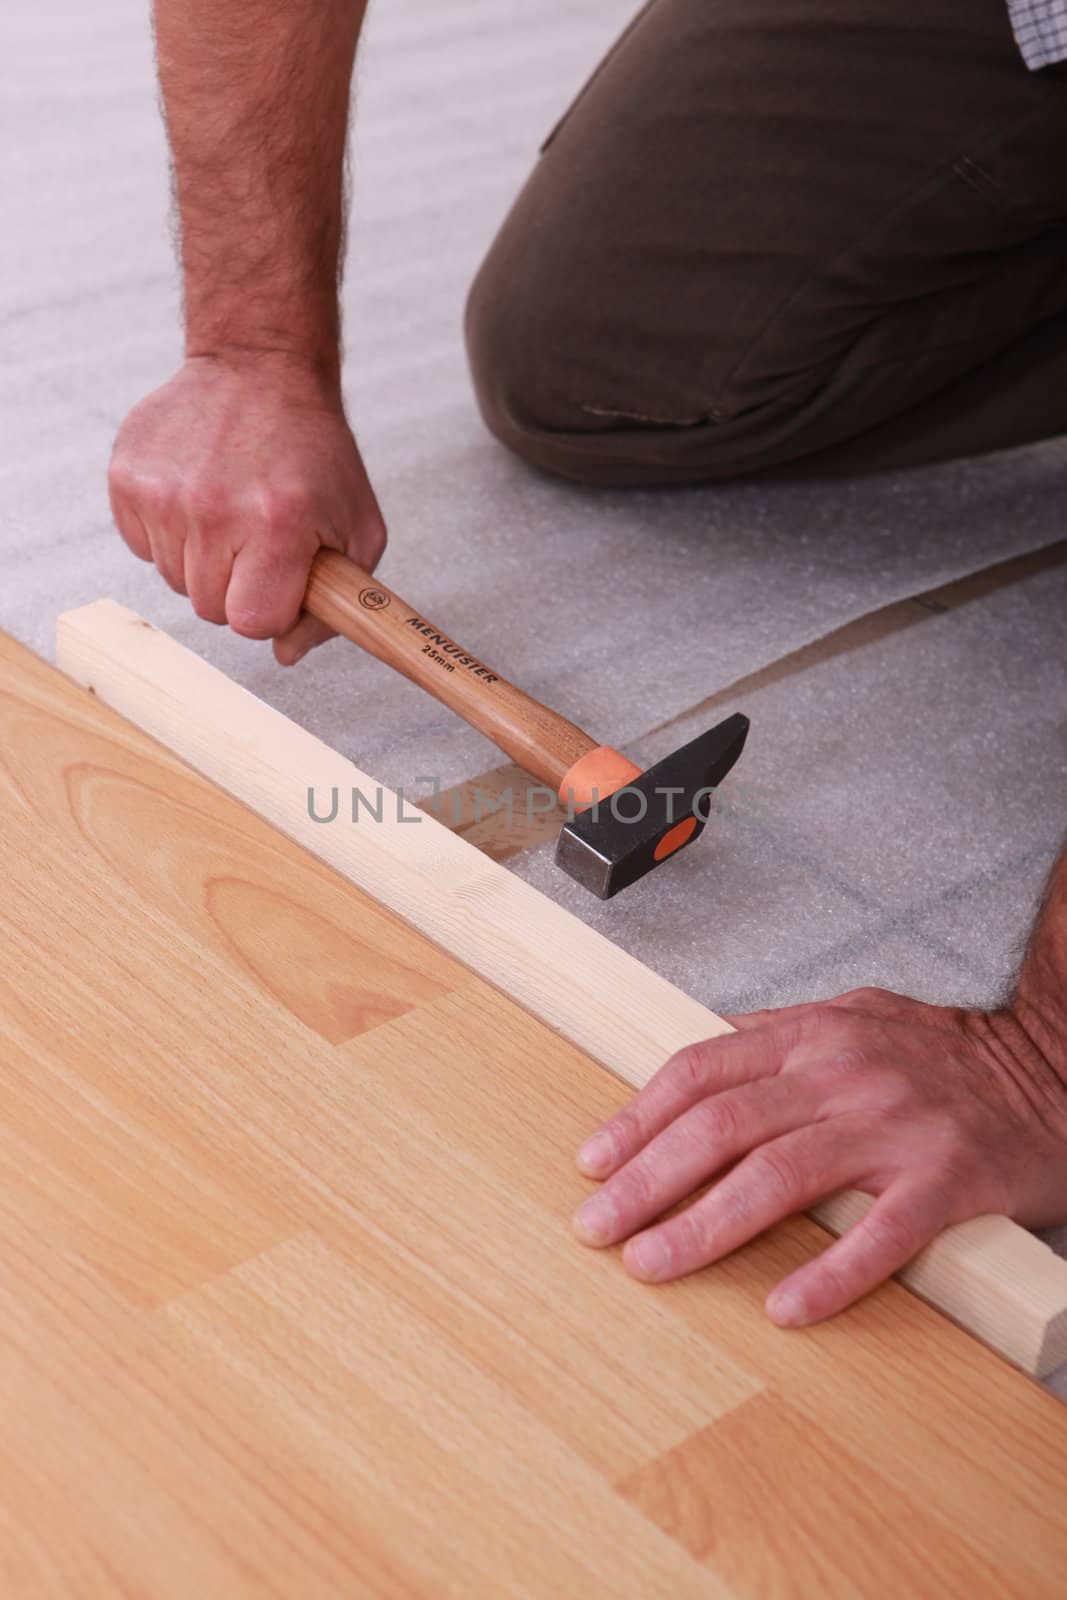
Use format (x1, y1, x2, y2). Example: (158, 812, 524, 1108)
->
(516, 560, 1067, 1017)
(3, 0, 1066, 799)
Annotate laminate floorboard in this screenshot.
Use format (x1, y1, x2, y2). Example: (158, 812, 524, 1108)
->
(1, 628, 1065, 1598)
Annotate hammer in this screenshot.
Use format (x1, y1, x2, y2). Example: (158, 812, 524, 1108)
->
(304, 551, 748, 898)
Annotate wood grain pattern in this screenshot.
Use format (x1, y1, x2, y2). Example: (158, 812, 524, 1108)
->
(4, 624, 1067, 1595)
(621, 1391, 1011, 1594)
(55, 600, 1067, 1378)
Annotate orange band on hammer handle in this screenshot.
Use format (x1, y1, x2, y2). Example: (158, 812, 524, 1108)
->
(305, 551, 599, 791)
(558, 746, 644, 810)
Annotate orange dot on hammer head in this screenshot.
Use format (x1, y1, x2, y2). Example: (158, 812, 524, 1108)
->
(653, 815, 699, 862)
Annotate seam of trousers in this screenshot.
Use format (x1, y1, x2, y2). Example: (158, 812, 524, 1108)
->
(953, 154, 1013, 206)
(572, 289, 1067, 435)
(524, 293, 1067, 480)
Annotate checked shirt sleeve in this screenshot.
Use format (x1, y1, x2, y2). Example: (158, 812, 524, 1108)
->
(1008, 0, 1067, 68)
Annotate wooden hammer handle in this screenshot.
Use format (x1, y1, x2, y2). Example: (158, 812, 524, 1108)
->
(304, 550, 596, 791)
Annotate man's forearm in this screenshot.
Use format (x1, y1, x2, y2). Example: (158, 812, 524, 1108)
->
(1012, 837, 1067, 1079)
(154, 0, 366, 386)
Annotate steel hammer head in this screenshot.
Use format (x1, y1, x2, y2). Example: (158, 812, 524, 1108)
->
(555, 713, 749, 899)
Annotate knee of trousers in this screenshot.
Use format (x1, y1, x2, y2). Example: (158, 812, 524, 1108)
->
(464, 234, 831, 489)
(462, 231, 725, 486)
(463, 254, 707, 488)
(463, 260, 808, 489)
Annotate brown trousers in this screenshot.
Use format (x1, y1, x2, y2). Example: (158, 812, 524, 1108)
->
(465, 0, 1067, 485)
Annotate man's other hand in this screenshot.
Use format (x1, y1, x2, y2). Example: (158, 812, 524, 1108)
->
(109, 355, 386, 665)
(573, 986, 1067, 1327)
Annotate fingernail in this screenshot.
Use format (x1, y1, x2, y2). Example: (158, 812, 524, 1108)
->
(766, 1287, 807, 1327)
(577, 1130, 616, 1177)
(624, 1233, 671, 1281)
(573, 1192, 616, 1245)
